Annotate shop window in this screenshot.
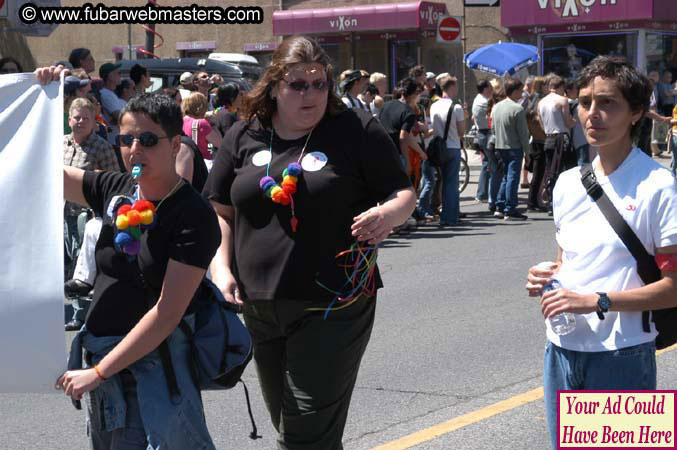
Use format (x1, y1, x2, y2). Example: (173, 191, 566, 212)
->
(391, 40, 418, 88)
(542, 32, 637, 79)
(355, 39, 386, 79)
(320, 44, 340, 76)
(647, 33, 677, 78)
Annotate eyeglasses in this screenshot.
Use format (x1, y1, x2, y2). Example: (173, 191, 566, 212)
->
(281, 78, 329, 93)
(117, 132, 168, 148)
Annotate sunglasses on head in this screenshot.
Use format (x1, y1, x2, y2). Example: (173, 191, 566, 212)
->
(281, 78, 329, 93)
(117, 132, 168, 147)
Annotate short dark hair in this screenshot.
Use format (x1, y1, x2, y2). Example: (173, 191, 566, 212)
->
(549, 75, 565, 90)
(119, 93, 183, 139)
(362, 83, 379, 96)
(213, 82, 240, 108)
(68, 48, 91, 69)
(504, 79, 524, 97)
(408, 65, 426, 79)
(115, 79, 134, 98)
(477, 79, 491, 93)
(576, 56, 651, 140)
(129, 64, 147, 84)
(0, 56, 23, 72)
(399, 77, 422, 98)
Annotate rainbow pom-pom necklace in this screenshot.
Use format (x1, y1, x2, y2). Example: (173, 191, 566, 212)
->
(259, 126, 314, 233)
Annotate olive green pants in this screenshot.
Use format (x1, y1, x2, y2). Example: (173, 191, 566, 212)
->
(242, 296, 376, 450)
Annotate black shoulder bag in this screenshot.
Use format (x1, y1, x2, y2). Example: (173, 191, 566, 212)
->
(580, 164, 677, 349)
(425, 101, 455, 167)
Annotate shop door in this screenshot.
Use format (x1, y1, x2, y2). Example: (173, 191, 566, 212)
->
(391, 40, 418, 90)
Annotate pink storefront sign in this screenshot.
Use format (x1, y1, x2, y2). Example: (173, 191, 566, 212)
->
(501, 0, 677, 29)
(273, 1, 448, 36)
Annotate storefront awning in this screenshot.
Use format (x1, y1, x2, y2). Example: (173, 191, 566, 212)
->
(502, 0, 677, 33)
(273, 1, 448, 36)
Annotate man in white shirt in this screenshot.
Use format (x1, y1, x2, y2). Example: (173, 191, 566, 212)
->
(98, 63, 126, 146)
(472, 79, 495, 204)
(538, 75, 577, 211)
(426, 75, 465, 225)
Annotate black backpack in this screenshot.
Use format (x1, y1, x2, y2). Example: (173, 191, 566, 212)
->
(580, 165, 677, 349)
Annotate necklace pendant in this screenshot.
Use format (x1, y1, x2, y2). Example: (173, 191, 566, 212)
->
(290, 216, 298, 233)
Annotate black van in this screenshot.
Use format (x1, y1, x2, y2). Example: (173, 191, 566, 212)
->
(116, 58, 254, 92)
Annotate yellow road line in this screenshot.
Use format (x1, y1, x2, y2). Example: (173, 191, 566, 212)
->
(373, 343, 677, 450)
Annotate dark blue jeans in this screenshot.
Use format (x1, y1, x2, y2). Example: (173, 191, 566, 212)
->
(417, 160, 437, 217)
(496, 148, 524, 214)
(440, 147, 461, 224)
(544, 341, 656, 450)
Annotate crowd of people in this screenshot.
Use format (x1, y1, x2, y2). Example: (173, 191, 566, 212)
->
(3, 33, 676, 449)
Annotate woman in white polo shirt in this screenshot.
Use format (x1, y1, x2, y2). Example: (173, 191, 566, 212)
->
(526, 56, 677, 450)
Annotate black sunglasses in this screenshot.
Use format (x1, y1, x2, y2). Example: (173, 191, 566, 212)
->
(281, 78, 329, 93)
(117, 132, 168, 148)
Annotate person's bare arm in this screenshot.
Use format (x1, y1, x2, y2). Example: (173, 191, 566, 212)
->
(351, 187, 417, 245)
(541, 246, 677, 318)
(560, 99, 576, 129)
(58, 259, 206, 399)
(645, 110, 671, 123)
(64, 166, 88, 206)
(175, 142, 194, 184)
(208, 201, 242, 305)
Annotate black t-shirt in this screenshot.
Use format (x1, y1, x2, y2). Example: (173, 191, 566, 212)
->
(378, 100, 416, 149)
(180, 135, 208, 193)
(216, 111, 239, 138)
(82, 171, 221, 336)
(203, 109, 411, 303)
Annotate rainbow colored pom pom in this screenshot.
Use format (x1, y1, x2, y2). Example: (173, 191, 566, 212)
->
(114, 199, 157, 256)
(260, 161, 303, 232)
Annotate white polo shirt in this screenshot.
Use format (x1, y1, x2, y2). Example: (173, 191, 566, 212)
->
(549, 148, 677, 352)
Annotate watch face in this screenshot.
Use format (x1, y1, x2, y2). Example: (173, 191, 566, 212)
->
(598, 294, 610, 311)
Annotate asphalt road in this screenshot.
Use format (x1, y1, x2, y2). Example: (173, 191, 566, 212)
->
(2, 153, 675, 450)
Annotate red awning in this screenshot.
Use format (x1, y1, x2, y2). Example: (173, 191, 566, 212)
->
(273, 1, 448, 36)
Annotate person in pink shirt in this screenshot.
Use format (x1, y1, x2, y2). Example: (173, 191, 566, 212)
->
(181, 92, 222, 160)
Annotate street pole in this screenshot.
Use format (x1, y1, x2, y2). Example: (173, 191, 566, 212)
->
(145, 24, 155, 60)
(127, 24, 132, 59)
(461, 2, 467, 105)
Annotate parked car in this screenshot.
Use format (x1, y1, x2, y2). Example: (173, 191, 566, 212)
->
(208, 53, 263, 82)
(116, 58, 254, 93)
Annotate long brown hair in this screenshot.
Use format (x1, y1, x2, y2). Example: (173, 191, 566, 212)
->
(242, 35, 345, 127)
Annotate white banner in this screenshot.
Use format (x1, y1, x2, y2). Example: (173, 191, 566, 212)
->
(0, 73, 66, 392)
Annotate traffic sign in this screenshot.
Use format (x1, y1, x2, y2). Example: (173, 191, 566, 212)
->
(436, 16, 462, 44)
(464, 0, 500, 6)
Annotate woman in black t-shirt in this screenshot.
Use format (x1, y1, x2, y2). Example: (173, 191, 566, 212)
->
(203, 36, 415, 449)
(33, 70, 222, 449)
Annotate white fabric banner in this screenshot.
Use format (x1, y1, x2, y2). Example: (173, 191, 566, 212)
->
(0, 73, 67, 392)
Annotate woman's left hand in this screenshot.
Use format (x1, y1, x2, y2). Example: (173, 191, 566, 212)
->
(56, 369, 101, 401)
(352, 205, 392, 245)
(541, 288, 598, 319)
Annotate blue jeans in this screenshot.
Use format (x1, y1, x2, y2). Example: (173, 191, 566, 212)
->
(575, 144, 590, 166)
(544, 341, 656, 450)
(417, 159, 437, 217)
(475, 132, 490, 200)
(440, 147, 461, 224)
(496, 148, 523, 214)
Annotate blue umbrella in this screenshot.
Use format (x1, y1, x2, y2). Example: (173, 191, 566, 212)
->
(464, 43, 539, 76)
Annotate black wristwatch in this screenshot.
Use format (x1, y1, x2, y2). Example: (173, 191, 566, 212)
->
(596, 292, 611, 320)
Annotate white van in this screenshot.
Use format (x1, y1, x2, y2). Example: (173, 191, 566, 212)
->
(208, 53, 262, 84)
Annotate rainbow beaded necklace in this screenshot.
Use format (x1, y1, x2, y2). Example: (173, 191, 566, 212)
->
(259, 127, 314, 233)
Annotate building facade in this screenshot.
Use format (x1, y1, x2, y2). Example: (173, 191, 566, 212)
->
(2, 1, 502, 93)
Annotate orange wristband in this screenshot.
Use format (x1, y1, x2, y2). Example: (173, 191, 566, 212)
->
(93, 364, 106, 381)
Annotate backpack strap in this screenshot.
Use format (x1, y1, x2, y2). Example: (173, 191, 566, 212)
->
(579, 164, 662, 332)
(442, 101, 455, 142)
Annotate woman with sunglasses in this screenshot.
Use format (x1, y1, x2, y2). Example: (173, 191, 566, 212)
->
(204, 35, 415, 449)
(37, 65, 221, 449)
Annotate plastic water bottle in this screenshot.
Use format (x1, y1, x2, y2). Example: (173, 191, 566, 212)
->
(543, 279, 576, 336)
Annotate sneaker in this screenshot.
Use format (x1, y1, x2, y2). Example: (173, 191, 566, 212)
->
(488, 204, 496, 214)
(504, 212, 528, 221)
(493, 211, 504, 219)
